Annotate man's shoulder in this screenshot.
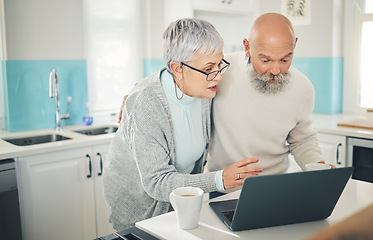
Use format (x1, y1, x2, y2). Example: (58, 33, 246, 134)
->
(289, 66, 312, 83)
(225, 51, 246, 62)
(288, 66, 315, 93)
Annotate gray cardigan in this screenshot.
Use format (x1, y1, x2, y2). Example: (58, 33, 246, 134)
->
(103, 69, 218, 231)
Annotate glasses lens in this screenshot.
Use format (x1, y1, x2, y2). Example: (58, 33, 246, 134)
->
(221, 65, 229, 75)
(206, 71, 218, 81)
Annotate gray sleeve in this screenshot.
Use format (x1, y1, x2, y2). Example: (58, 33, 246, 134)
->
(125, 90, 217, 202)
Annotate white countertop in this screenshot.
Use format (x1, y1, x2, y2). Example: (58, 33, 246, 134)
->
(1, 113, 372, 160)
(0, 122, 119, 160)
(136, 179, 373, 240)
(312, 114, 373, 139)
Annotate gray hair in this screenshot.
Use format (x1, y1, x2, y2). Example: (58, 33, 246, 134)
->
(163, 18, 224, 74)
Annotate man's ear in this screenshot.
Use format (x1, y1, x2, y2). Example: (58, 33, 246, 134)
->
(170, 61, 182, 80)
(294, 37, 298, 48)
(243, 38, 251, 58)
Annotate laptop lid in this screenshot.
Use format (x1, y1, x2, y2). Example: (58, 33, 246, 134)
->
(209, 167, 353, 231)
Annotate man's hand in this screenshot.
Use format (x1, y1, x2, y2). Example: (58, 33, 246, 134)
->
(318, 160, 336, 169)
(118, 95, 128, 123)
(222, 158, 263, 190)
(118, 83, 138, 123)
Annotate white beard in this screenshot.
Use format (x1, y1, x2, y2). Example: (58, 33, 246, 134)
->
(247, 64, 290, 95)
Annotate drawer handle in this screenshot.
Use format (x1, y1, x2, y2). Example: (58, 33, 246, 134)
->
(86, 154, 92, 178)
(336, 143, 342, 165)
(97, 152, 103, 176)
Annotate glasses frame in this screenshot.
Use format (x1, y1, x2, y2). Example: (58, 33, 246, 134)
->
(180, 59, 230, 81)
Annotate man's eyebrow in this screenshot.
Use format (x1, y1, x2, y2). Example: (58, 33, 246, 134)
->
(283, 52, 293, 58)
(258, 53, 270, 59)
(258, 52, 293, 59)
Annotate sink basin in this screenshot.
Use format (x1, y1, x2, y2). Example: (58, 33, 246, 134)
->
(3, 134, 71, 146)
(74, 126, 118, 136)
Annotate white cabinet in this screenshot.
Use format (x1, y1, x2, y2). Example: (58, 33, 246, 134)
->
(317, 133, 346, 167)
(162, 0, 258, 54)
(191, 0, 258, 15)
(16, 143, 114, 240)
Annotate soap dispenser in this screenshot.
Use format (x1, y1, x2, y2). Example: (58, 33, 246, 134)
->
(83, 102, 93, 125)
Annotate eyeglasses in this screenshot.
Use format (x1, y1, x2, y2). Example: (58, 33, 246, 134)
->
(180, 59, 230, 81)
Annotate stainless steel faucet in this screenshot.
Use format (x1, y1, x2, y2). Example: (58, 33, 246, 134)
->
(49, 68, 71, 131)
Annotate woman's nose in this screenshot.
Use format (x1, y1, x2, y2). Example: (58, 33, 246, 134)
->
(215, 71, 223, 81)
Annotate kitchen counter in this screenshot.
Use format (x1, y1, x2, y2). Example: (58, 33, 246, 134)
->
(1, 113, 372, 160)
(136, 179, 373, 240)
(312, 113, 373, 139)
(0, 122, 119, 160)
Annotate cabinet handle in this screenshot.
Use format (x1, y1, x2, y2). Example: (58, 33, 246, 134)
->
(86, 154, 92, 178)
(336, 143, 342, 165)
(221, 0, 226, 3)
(97, 152, 103, 176)
(227, 0, 232, 4)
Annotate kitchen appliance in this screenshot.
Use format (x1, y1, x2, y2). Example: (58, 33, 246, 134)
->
(96, 227, 159, 240)
(0, 159, 22, 240)
(347, 137, 373, 183)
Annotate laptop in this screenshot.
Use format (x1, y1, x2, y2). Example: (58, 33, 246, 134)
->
(209, 167, 354, 231)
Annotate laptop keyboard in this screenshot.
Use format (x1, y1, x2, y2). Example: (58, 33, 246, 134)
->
(222, 210, 235, 222)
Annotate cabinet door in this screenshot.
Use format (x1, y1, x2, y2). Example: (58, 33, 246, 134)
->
(317, 133, 346, 167)
(92, 143, 115, 237)
(191, 0, 256, 14)
(17, 147, 96, 240)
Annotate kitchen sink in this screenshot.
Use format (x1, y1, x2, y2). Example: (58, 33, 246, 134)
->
(73, 126, 118, 136)
(3, 134, 71, 146)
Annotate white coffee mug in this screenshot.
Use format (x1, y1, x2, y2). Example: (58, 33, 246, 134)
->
(305, 162, 332, 171)
(169, 187, 204, 230)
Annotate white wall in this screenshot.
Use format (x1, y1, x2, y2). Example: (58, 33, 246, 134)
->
(258, 0, 344, 58)
(0, 0, 6, 130)
(143, 0, 165, 59)
(4, 0, 84, 60)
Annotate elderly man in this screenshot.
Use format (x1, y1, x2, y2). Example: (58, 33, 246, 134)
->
(206, 12, 326, 182)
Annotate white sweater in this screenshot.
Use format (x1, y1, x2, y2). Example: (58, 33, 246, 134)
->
(206, 52, 323, 175)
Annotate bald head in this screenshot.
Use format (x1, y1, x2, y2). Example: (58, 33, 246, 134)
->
(243, 13, 298, 77)
(249, 13, 296, 48)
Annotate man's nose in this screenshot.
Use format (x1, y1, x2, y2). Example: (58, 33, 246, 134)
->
(269, 63, 281, 75)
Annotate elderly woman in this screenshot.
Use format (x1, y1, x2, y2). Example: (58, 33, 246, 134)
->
(103, 18, 262, 231)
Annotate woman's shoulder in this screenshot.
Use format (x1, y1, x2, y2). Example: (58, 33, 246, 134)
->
(127, 70, 165, 106)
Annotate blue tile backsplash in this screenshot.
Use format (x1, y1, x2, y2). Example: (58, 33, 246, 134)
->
(2, 60, 88, 132)
(292, 57, 343, 114)
(143, 57, 344, 114)
(1, 57, 342, 132)
(143, 59, 165, 77)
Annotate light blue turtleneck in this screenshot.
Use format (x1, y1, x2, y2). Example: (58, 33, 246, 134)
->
(160, 71, 224, 191)
(161, 71, 205, 173)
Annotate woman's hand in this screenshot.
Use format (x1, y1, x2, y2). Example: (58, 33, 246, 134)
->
(222, 158, 262, 190)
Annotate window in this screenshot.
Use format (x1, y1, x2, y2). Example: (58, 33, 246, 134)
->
(359, 1, 373, 109)
(83, 0, 142, 114)
(344, 0, 373, 113)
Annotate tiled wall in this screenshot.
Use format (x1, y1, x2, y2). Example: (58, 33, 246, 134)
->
(2, 60, 88, 132)
(143, 56, 344, 114)
(292, 57, 343, 114)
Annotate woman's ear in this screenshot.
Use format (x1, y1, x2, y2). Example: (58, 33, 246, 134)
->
(170, 61, 183, 80)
